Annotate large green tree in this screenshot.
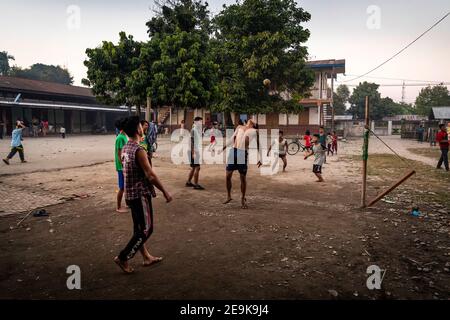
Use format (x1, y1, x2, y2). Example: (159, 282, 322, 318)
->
(0, 51, 14, 75)
(145, 0, 218, 111)
(9, 63, 73, 84)
(333, 84, 350, 115)
(348, 82, 381, 119)
(349, 82, 415, 120)
(83, 32, 142, 114)
(212, 0, 314, 115)
(415, 85, 450, 116)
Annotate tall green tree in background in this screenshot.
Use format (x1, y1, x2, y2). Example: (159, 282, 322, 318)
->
(415, 85, 450, 116)
(348, 81, 415, 120)
(0, 51, 14, 75)
(83, 32, 142, 114)
(348, 82, 381, 119)
(145, 0, 218, 112)
(333, 84, 349, 115)
(212, 0, 314, 116)
(9, 63, 73, 85)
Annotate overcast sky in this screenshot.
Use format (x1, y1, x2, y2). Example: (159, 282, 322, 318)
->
(1, 0, 449, 103)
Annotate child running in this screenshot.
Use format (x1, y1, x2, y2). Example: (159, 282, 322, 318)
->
(3, 121, 27, 165)
(304, 134, 326, 182)
(114, 116, 172, 274)
(326, 132, 334, 156)
(304, 129, 311, 151)
(267, 130, 288, 172)
(332, 131, 338, 154)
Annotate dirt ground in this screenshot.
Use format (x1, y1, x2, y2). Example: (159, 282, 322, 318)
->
(0, 135, 448, 300)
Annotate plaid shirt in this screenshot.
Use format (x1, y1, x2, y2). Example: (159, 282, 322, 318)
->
(122, 141, 153, 200)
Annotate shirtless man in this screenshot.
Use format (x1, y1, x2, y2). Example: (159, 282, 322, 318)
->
(222, 119, 261, 209)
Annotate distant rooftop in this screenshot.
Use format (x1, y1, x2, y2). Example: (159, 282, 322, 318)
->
(430, 107, 450, 120)
(0, 76, 94, 98)
(383, 115, 428, 121)
(307, 59, 346, 74)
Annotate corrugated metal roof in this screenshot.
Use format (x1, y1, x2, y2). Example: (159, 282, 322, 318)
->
(0, 76, 94, 98)
(432, 107, 450, 119)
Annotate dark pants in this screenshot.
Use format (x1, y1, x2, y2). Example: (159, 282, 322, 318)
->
(7, 145, 25, 161)
(437, 148, 449, 170)
(118, 195, 154, 261)
(327, 143, 334, 156)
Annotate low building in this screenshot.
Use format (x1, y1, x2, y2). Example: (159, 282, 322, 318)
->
(430, 106, 450, 123)
(0, 76, 129, 136)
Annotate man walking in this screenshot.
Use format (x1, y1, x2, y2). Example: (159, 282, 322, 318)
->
(436, 123, 449, 171)
(114, 116, 172, 274)
(3, 121, 27, 165)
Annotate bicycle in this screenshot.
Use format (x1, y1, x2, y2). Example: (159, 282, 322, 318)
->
(287, 135, 307, 155)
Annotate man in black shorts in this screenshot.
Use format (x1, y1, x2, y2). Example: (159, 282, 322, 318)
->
(186, 117, 205, 190)
(222, 119, 261, 209)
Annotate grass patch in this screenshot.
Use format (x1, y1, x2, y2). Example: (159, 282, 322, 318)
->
(407, 147, 441, 159)
(344, 154, 450, 209)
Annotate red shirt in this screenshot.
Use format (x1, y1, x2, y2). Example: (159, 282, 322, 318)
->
(436, 130, 449, 149)
(304, 135, 311, 147)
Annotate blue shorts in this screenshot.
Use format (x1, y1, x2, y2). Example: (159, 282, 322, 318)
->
(226, 148, 248, 175)
(117, 170, 124, 190)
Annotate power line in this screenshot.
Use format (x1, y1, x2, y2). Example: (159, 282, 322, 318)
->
(340, 74, 448, 83)
(342, 11, 450, 83)
(345, 82, 450, 87)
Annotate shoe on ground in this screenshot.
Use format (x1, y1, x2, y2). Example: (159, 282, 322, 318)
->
(193, 184, 205, 190)
(2, 159, 9, 165)
(185, 182, 195, 187)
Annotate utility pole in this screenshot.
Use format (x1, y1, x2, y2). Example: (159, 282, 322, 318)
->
(401, 80, 406, 103)
(361, 96, 370, 208)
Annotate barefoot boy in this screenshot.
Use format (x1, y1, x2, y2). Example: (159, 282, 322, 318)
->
(304, 134, 326, 182)
(114, 116, 172, 274)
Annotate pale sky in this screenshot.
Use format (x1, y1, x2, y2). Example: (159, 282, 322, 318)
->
(1, 0, 449, 104)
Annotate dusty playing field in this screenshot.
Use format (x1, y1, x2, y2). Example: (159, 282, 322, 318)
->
(0, 135, 449, 299)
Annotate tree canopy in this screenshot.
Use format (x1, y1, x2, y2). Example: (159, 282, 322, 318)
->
(333, 84, 350, 115)
(83, 32, 142, 111)
(0, 51, 14, 76)
(82, 0, 314, 117)
(5, 62, 73, 85)
(212, 0, 314, 114)
(347, 81, 414, 120)
(415, 85, 450, 116)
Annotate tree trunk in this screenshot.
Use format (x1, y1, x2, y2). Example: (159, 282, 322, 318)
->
(224, 111, 233, 128)
(136, 105, 141, 118)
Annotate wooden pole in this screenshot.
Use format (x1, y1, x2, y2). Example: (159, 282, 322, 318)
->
(367, 170, 416, 207)
(361, 96, 370, 208)
(146, 97, 151, 122)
